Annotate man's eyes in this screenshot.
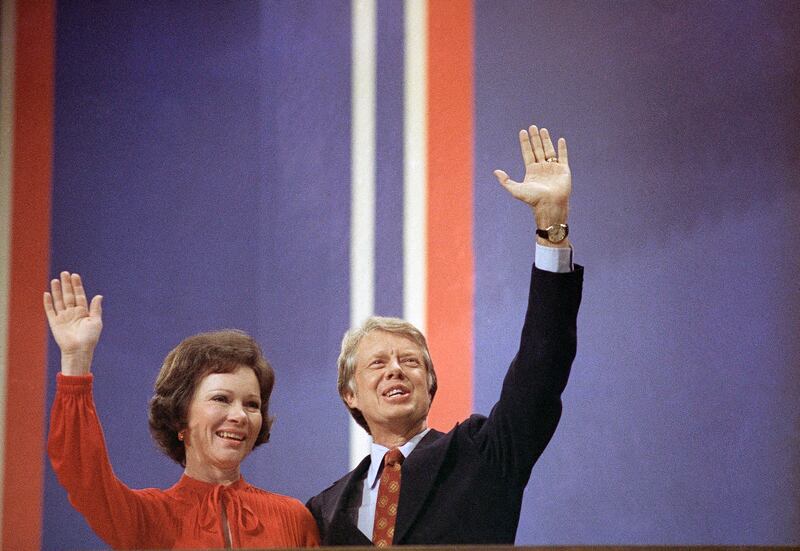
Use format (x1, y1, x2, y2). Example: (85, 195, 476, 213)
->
(367, 357, 421, 368)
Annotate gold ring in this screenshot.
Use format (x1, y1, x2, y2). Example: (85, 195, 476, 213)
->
(546, 157, 558, 162)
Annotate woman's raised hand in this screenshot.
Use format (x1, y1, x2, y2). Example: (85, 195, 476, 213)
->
(43, 272, 103, 375)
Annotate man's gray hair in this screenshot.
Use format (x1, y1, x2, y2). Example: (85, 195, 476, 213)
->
(337, 316, 438, 434)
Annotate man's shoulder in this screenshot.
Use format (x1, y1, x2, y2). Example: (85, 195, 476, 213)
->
(406, 418, 490, 461)
(306, 454, 369, 512)
(309, 468, 356, 502)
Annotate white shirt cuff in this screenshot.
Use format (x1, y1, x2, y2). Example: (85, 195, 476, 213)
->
(535, 243, 574, 273)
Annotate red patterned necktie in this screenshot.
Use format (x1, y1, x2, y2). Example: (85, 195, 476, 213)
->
(372, 448, 404, 547)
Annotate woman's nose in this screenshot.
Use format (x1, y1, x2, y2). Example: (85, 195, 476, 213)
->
(227, 404, 247, 422)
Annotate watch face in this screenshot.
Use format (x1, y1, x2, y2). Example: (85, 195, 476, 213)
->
(548, 225, 566, 242)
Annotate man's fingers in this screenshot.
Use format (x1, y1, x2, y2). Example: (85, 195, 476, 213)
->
(540, 128, 557, 160)
(495, 170, 528, 201)
(493, 169, 515, 188)
(529, 125, 546, 162)
(60, 271, 75, 307)
(72, 273, 88, 309)
(90, 295, 103, 319)
(558, 138, 569, 166)
(518, 130, 534, 168)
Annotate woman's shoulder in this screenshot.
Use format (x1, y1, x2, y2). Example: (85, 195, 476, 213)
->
(240, 484, 311, 515)
(242, 484, 302, 503)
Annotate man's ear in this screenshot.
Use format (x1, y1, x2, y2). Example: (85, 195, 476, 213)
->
(343, 389, 359, 410)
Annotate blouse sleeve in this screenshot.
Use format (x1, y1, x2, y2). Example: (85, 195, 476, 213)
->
(47, 374, 169, 549)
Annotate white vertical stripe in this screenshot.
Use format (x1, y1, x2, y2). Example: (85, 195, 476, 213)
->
(349, 0, 376, 468)
(403, 0, 427, 332)
(0, 0, 16, 533)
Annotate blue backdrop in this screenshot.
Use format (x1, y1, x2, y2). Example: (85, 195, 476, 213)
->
(44, 1, 799, 548)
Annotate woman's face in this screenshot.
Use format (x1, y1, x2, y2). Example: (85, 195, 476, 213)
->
(183, 365, 262, 483)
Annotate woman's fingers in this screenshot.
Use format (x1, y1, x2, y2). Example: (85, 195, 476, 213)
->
(49, 272, 90, 314)
(51, 278, 65, 312)
(89, 295, 103, 319)
(72, 273, 88, 310)
(60, 271, 75, 308)
(43, 292, 56, 322)
(558, 137, 569, 166)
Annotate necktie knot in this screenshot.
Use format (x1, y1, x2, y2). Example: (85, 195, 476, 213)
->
(384, 448, 404, 468)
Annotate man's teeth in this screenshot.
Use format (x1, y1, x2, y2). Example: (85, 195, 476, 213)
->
(217, 431, 245, 441)
(386, 389, 407, 397)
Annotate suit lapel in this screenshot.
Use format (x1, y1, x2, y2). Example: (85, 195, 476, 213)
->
(394, 428, 450, 543)
(326, 455, 373, 545)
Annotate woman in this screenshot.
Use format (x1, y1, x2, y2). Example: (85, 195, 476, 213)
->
(45, 271, 320, 549)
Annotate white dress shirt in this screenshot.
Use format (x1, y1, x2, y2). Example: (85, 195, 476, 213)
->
(356, 429, 430, 538)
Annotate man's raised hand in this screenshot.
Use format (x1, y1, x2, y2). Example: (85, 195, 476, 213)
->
(493, 124, 571, 232)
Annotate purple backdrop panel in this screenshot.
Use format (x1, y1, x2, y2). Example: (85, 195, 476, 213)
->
(43, 0, 800, 547)
(474, 0, 800, 545)
(374, 0, 405, 317)
(45, 2, 351, 549)
(250, 0, 351, 501)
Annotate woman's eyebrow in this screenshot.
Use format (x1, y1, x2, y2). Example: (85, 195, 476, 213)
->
(204, 387, 232, 394)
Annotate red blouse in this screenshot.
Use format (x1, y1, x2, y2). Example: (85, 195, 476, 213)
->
(48, 374, 320, 549)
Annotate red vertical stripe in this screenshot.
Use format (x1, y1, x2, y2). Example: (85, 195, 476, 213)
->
(426, 0, 474, 430)
(3, 1, 54, 548)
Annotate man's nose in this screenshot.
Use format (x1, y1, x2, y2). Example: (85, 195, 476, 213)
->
(386, 358, 406, 377)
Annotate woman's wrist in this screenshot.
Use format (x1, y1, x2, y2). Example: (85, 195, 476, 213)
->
(60, 350, 94, 376)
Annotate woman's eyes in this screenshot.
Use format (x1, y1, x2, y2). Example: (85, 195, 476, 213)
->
(211, 395, 260, 410)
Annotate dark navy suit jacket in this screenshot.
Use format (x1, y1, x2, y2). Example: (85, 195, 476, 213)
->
(307, 265, 583, 545)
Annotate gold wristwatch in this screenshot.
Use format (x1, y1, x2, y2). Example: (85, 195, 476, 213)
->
(535, 223, 569, 244)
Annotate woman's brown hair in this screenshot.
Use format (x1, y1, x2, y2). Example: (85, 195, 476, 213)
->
(148, 329, 275, 466)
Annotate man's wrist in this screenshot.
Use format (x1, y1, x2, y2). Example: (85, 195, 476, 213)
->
(536, 236, 571, 248)
(535, 223, 569, 245)
(532, 202, 569, 229)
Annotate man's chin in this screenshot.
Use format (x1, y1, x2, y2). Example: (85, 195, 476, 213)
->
(376, 413, 428, 432)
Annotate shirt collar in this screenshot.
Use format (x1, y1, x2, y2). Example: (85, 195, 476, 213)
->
(366, 427, 430, 489)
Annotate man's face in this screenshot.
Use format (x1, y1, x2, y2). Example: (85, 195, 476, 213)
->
(345, 330, 432, 444)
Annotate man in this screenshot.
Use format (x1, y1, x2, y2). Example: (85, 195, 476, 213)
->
(307, 123, 583, 545)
